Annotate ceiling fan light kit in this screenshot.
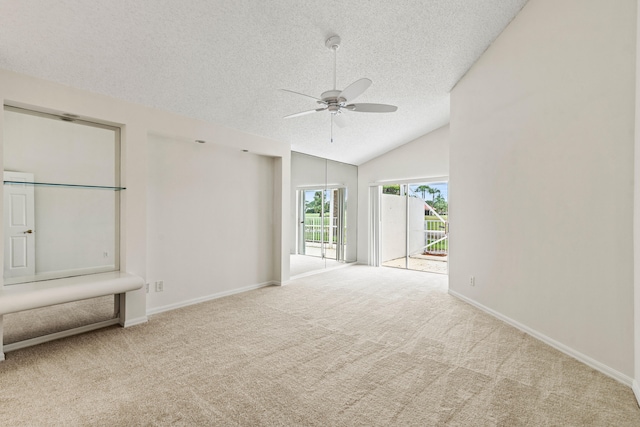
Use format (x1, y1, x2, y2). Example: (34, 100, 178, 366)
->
(281, 35, 397, 142)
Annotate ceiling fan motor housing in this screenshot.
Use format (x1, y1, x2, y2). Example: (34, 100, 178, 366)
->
(321, 90, 346, 114)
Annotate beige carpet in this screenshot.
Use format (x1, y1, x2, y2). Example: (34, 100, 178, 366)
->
(1, 266, 639, 426)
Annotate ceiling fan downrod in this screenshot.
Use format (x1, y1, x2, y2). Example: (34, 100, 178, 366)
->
(325, 36, 341, 91)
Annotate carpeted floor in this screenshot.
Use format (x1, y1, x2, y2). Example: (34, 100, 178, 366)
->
(1, 265, 639, 426)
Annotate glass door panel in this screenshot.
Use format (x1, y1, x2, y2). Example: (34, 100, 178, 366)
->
(407, 182, 448, 273)
(381, 184, 408, 269)
(300, 189, 325, 258)
(299, 187, 348, 262)
(381, 182, 449, 274)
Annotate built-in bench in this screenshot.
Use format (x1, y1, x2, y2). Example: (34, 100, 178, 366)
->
(0, 271, 144, 360)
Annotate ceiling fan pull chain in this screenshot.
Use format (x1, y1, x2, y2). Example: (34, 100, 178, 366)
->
(331, 114, 334, 143)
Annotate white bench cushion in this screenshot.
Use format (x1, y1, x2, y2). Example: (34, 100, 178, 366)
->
(0, 272, 144, 315)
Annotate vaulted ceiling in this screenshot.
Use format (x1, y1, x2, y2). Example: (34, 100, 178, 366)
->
(0, 0, 528, 165)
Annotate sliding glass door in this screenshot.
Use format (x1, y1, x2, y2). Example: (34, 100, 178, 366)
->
(298, 188, 346, 262)
(380, 181, 448, 274)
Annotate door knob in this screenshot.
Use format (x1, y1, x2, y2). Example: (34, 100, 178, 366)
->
(24, 229, 33, 234)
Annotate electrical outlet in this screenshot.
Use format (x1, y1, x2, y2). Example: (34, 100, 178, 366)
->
(103, 251, 109, 258)
(155, 280, 164, 292)
(146, 283, 150, 293)
(469, 276, 475, 287)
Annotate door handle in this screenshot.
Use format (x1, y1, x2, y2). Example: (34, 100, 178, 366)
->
(24, 229, 33, 234)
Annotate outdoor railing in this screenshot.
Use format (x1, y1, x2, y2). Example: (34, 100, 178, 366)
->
(304, 217, 339, 244)
(305, 217, 445, 255)
(422, 220, 448, 255)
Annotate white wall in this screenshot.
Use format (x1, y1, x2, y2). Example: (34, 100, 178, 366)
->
(450, 0, 636, 382)
(0, 68, 291, 327)
(290, 152, 358, 262)
(146, 135, 275, 311)
(357, 125, 449, 264)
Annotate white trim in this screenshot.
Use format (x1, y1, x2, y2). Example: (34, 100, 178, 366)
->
(146, 281, 277, 316)
(632, 380, 640, 407)
(297, 184, 346, 190)
(449, 289, 634, 387)
(368, 176, 449, 187)
(368, 186, 381, 267)
(122, 316, 148, 328)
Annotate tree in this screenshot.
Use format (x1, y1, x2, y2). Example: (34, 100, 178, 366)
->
(305, 191, 329, 214)
(382, 184, 401, 195)
(427, 186, 441, 201)
(431, 194, 448, 214)
(415, 185, 430, 200)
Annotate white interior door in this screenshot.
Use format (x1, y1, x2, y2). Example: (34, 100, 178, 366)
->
(4, 171, 36, 279)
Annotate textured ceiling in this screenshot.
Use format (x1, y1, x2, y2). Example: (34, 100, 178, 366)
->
(0, 0, 528, 165)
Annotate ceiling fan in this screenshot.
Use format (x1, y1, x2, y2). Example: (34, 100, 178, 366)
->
(281, 35, 397, 142)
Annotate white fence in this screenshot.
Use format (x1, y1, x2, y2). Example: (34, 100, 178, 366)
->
(304, 217, 338, 245)
(422, 220, 447, 255)
(305, 212, 448, 258)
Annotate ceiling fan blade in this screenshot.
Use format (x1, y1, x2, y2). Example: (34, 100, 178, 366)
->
(279, 89, 324, 103)
(346, 103, 398, 113)
(283, 107, 326, 119)
(333, 113, 347, 128)
(338, 78, 372, 102)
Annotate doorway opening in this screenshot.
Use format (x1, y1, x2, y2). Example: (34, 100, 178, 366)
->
(380, 181, 448, 274)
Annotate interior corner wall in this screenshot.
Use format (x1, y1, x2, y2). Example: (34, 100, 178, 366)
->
(450, 0, 636, 381)
(356, 125, 449, 264)
(274, 154, 290, 283)
(146, 135, 275, 312)
(0, 68, 290, 323)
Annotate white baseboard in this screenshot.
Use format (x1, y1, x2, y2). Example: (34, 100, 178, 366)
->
(123, 316, 148, 328)
(448, 289, 634, 388)
(146, 281, 277, 316)
(633, 380, 640, 407)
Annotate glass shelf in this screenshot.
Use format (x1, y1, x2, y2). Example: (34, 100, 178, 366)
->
(3, 181, 126, 191)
